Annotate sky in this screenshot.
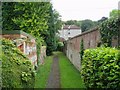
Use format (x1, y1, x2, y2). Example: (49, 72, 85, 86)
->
(52, 0, 120, 21)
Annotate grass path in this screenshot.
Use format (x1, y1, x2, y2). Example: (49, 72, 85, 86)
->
(34, 55, 53, 88)
(46, 55, 60, 88)
(57, 52, 85, 88)
(34, 51, 85, 88)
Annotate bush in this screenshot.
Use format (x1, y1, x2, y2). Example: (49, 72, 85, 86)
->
(0, 38, 35, 88)
(57, 42, 64, 51)
(81, 47, 120, 88)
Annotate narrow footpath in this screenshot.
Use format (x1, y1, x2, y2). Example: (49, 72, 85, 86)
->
(46, 55, 60, 88)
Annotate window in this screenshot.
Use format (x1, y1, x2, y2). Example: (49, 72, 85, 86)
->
(68, 32, 70, 34)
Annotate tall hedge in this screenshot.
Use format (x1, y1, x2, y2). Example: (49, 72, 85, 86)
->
(1, 38, 35, 88)
(81, 47, 120, 88)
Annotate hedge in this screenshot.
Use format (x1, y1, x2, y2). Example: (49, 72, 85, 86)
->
(81, 47, 120, 88)
(1, 38, 35, 88)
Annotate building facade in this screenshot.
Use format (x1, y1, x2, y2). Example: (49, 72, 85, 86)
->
(58, 25, 81, 40)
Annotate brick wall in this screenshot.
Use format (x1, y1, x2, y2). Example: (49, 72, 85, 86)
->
(65, 28, 119, 71)
(65, 28, 101, 71)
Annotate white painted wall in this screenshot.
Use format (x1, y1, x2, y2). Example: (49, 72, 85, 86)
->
(58, 29, 81, 40)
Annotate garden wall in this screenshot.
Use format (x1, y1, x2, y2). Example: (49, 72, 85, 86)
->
(65, 28, 101, 70)
(65, 27, 118, 71)
(39, 46, 46, 65)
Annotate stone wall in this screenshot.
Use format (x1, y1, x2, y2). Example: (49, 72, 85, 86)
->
(39, 46, 46, 65)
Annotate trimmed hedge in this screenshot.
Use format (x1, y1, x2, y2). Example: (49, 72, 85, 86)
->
(81, 47, 120, 88)
(0, 38, 35, 88)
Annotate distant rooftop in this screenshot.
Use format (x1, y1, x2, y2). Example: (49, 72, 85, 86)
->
(63, 25, 80, 30)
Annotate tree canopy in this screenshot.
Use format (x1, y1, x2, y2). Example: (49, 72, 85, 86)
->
(2, 2, 62, 55)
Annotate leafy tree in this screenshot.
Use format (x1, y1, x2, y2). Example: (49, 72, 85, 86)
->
(81, 19, 95, 32)
(53, 10, 62, 31)
(45, 5, 57, 55)
(64, 20, 82, 27)
(2, 2, 62, 56)
(2, 2, 20, 30)
(97, 17, 108, 23)
(99, 17, 120, 47)
(109, 9, 120, 18)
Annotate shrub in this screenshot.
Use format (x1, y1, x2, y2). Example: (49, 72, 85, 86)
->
(0, 38, 35, 88)
(81, 47, 120, 88)
(57, 42, 64, 51)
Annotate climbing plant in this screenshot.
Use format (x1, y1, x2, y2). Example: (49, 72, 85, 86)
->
(1, 38, 35, 88)
(99, 17, 120, 47)
(80, 39, 84, 61)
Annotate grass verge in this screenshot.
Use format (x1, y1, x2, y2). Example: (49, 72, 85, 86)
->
(34, 55, 53, 88)
(57, 51, 85, 88)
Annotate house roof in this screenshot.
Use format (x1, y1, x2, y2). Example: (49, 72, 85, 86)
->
(63, 25, 80, 30)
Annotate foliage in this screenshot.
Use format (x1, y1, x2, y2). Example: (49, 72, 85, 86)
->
(2, 2, 62, 55)
(57, 51, 85, 88)
(64, 20, 82, 27)
(34, 55, 53, 88)
(12, 2, 50, 38)
(97, 17, 108, 24)
(57, 42, 64, 51)
(81, 19, 96, 32)
(36, 37, 44, 65)
(53, 10, 63, 31)
(2, 2, 20, 30)
(81, 47, 120, 88)
(1, 38, 35, 88)
(110, 9, 120, 18)
(99, 17, 120, 47)
(80, 39, 84, 60)
(45, 5, 58, 55)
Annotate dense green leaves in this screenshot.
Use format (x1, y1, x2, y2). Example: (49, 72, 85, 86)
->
(81, 47, 120, 88)
(2, 2, 62, 55)
(81, 19, 96, 32)
(80, 39, 84, 60)
(1, 38, 35, 88)
(99, 17, 120, 47)
(110, 9, 120, 18)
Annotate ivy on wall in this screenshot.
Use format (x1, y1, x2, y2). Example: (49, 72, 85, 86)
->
(80, 39, 84, 61)
(99, 17, 120, 47)
(1, 38, 35, 88)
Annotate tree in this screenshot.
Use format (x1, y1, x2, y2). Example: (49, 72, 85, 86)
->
(81, 19, 95, 32)
(2, 2, 20, 30)
(109, 9, 120, 18)
(64, 20, 82, 27)
(53, 10, 62, 31)
(2, 2, 62, 55)
(45, 5, 57, 55)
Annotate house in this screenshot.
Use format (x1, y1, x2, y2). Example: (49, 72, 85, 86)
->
(58, 25, 81, 40)
(0, 30, 37, 69)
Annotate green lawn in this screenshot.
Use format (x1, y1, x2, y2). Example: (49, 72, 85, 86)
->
(57, 52, 85, 88)
(34, 55, 53, 88)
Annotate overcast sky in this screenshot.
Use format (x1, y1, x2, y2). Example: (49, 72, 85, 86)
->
(52, 0, 120, 21)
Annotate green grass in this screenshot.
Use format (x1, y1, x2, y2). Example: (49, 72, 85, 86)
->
(34, 55, 53, 88)
(57, 51, 85, 88)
